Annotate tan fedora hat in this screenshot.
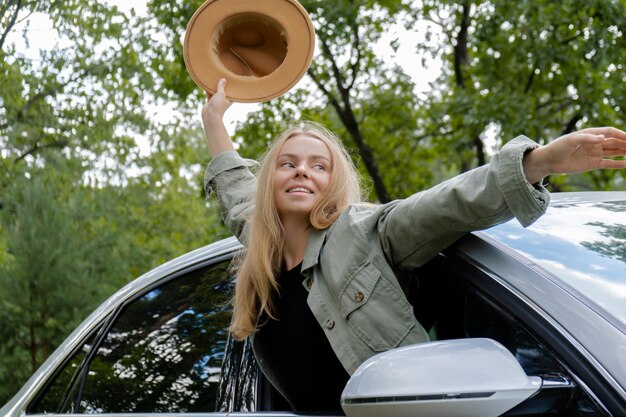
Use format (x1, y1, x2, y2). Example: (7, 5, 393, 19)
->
(183, 0, 316, 103)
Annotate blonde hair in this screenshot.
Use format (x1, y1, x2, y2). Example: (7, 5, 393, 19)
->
(229, 122, 362, 339)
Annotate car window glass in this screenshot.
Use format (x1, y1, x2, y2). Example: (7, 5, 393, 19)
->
(76, 260, 234, 413)
(216, 335, 258, 412)
(28, 331, 99, 413)
(463, 291, 608, 416)
(28, 260, 234, 414)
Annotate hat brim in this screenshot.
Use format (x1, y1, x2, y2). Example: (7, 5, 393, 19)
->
(184, 0, 315, 103)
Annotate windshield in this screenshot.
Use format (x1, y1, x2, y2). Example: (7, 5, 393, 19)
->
(482, 196, 626, 331)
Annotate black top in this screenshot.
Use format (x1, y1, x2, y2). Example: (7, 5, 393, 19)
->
(253, 262, 350, 413)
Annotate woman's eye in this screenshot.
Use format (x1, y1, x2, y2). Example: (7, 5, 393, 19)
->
(280, 161, 294, 168)
(313, 164, 325, 170)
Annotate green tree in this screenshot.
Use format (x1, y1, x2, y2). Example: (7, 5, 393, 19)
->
(147, 0, 430, 202)
(0, 138, 227, 402)
(150, 0, 626, 195)
(1, 1, 230, 403)
(412, 0, 626, 189)
(2, 0, 626, 405)
(0, 158, 121, 400)
(1, 1, 159, 189)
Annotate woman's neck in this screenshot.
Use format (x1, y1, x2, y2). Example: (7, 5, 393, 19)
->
(281, 216, 311, 271)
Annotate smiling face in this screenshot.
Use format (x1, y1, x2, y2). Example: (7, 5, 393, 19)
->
(273, 134, 333, 222)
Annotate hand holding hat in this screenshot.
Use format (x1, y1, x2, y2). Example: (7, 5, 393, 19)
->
(203, 79, 232, 120)
(184, 0, 316, 103)
(202, 78, 235, 156)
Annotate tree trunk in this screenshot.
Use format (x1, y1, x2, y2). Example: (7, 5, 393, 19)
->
(454, 1, 486, 170)
(309, 33, 391, 203)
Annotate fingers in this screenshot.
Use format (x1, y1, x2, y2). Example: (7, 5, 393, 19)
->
(216, 78, 227, 94)
(599, 158, 626, 170)
(204, 79, 227, 103)
(601, 138, 626, 158)
(580, 126, 626, 140)
(602, 137, 626, 148)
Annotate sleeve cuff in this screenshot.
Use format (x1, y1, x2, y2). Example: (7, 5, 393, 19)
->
(498, 136, 551, 227)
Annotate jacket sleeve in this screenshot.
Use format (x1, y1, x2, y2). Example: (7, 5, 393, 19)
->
(376, 135, 550, 268)
(203, 151, 259, 243)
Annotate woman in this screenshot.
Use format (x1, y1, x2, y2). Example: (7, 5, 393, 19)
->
(202, 78, 626, 412)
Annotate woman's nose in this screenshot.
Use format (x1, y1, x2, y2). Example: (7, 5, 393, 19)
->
(295, 165, 309, 177)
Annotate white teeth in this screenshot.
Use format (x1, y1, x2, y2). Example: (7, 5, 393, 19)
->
(288, 187, 312, 193)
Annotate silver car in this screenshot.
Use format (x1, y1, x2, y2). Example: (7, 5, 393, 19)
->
(2, 192, 625, 416)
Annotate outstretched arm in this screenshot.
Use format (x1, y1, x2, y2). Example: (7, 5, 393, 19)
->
(201, 78, 234, 157)
(522, 127, 626, 184)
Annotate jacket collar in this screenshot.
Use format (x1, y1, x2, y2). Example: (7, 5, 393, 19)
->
(301, 227, 328, 273)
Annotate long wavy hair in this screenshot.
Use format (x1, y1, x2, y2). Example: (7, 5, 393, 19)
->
(229, 122, 362, 340)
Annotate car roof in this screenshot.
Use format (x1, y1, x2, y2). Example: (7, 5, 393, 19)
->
(478, 191, 626, 329)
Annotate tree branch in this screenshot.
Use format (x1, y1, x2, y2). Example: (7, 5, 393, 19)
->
(2, 66, 92, 131)
(307, 68, 342, 114)
(424, 13, 454, 49)
(524, 64, 536, 94)
(559, 32, 584, 45)
(347, 20, 361, 90)
(309, 68, 390, 202)
(318, 33, 350, 99)
(308, 45, 390, 202)
(0, 0, 22, 51)
(15, 139, 69, 162)
(561, 113, 583, 135)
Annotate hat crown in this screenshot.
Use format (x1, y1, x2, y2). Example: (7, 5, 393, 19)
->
(215, 17, 287, 78)
(184, 0, 315, 103)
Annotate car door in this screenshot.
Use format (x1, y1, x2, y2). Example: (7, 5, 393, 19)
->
(408, 249, 623, 416)
(22, 257, 250, 416)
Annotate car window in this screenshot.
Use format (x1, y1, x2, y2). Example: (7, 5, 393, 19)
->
(216, 335, 258, 412)
(28, 331, 101, 413)
(409, 257, 610, 416)
(28, 259, 234, 414)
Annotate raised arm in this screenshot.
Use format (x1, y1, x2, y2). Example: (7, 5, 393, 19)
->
(201, 78, 235, 157)
(522, 127, 626, 184)
(201, 78, 258, 242)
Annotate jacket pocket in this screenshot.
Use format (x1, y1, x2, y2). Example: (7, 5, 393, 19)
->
(340, 262, 416, 352)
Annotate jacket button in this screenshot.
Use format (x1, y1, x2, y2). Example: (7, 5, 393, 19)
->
(354, 291, 364, 303)
(305, 278, 313, 289)
(326, 319, 335, 330)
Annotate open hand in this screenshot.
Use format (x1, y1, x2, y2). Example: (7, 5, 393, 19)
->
(523, 127, 626, 184)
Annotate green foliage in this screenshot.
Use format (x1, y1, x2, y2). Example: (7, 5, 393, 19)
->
(413, 0, 626, 188)
(2, 0, 626, 406)
(0, 0, 229, 404)
(0, 159, 119, 400)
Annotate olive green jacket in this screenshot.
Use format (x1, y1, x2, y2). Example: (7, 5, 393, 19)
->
(204, 135, 550, 375)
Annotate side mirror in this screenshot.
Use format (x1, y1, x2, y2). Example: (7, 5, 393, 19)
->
(341, 338, 541, 417)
